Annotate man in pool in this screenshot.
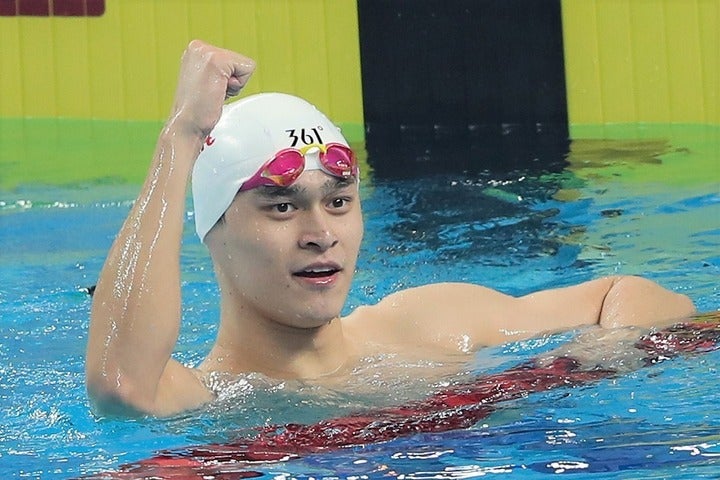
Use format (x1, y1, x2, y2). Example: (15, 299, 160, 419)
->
(86, 41, 696, 417)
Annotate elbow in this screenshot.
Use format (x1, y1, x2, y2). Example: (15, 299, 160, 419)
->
(85, 361, 210, 417)
(85, 365, 154, 417)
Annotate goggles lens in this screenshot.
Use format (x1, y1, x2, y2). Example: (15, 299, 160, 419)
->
(241, 143, 357, 191)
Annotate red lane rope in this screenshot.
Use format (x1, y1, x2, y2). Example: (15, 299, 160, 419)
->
(80, 314, 720, 479)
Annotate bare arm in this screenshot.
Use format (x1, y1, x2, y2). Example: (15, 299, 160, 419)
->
(357, 276, 695, 352)
(86, 41, 255, 416)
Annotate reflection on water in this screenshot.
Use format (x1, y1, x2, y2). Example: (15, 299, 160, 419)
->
(566, 137, 673, 168)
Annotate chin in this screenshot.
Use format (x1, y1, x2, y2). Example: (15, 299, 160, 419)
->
(294, 303, 344, 327)
(300, 289, 348, 317)
(273, 286, 349, 327)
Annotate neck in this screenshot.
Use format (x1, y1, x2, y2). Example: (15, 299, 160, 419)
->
(202, 300, 353, 380)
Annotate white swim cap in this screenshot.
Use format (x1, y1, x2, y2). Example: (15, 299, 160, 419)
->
(191, 93, 351, 242)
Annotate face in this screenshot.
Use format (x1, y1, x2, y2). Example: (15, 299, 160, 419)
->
(206, 170, 363, 329)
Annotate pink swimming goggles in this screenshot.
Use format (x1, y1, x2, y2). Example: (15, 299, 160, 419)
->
(240, 143, 358, 191)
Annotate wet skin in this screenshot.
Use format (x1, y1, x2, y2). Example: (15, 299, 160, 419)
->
(199, 171, 364, 378)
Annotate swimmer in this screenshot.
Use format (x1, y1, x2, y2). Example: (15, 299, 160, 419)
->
(85, 40, 696, 417)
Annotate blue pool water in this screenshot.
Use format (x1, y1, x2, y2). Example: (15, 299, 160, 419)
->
(1, 131, 719, 479)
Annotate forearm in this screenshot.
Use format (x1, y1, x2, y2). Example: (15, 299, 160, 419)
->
(598, 276, 696, 329)
(86, 120, 203, 406)
(537, 277, 696, 373)
(506, 275, 695, 343)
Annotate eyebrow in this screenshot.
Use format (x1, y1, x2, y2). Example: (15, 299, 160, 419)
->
(253, 177, 357, 199)
(321, 176, 357, 196)
(254, 184, 306, 199)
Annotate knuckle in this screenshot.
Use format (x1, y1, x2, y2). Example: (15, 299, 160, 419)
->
(188, 39, 207, 51)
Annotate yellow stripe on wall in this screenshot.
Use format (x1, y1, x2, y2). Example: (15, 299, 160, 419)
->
(0, 0, 364, 138)
(2, 0, 717, 131)
(562, 0, 719, 126)
(0, 17, 22, 115)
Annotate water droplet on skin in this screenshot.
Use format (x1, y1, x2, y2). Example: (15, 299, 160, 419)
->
(101, 142, 176, 376)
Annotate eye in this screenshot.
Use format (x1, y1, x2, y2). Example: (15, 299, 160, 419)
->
(328, 196, 353, 212)
(331, 198, 346, 209)
(273, 202, 296, 214)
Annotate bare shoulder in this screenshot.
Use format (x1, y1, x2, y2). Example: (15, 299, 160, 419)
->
(342, 283, 518, 351)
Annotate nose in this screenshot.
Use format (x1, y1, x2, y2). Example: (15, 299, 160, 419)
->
(298, 208, 338, 252)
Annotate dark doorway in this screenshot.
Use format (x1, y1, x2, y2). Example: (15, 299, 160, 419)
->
(357, 0, 570, 176)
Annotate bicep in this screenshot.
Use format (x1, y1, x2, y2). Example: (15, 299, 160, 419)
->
(371, 283, 529, 349)
(372, 279, 616, 350)
(514, 277, 617, 332)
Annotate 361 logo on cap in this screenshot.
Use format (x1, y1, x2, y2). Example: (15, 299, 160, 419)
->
(286, 127, 324, 148)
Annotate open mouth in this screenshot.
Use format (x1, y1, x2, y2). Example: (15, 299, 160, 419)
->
(293, 267, 341, 278)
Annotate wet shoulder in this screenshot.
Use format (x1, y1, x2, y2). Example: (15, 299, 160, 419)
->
(340, 284, 479, 352)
